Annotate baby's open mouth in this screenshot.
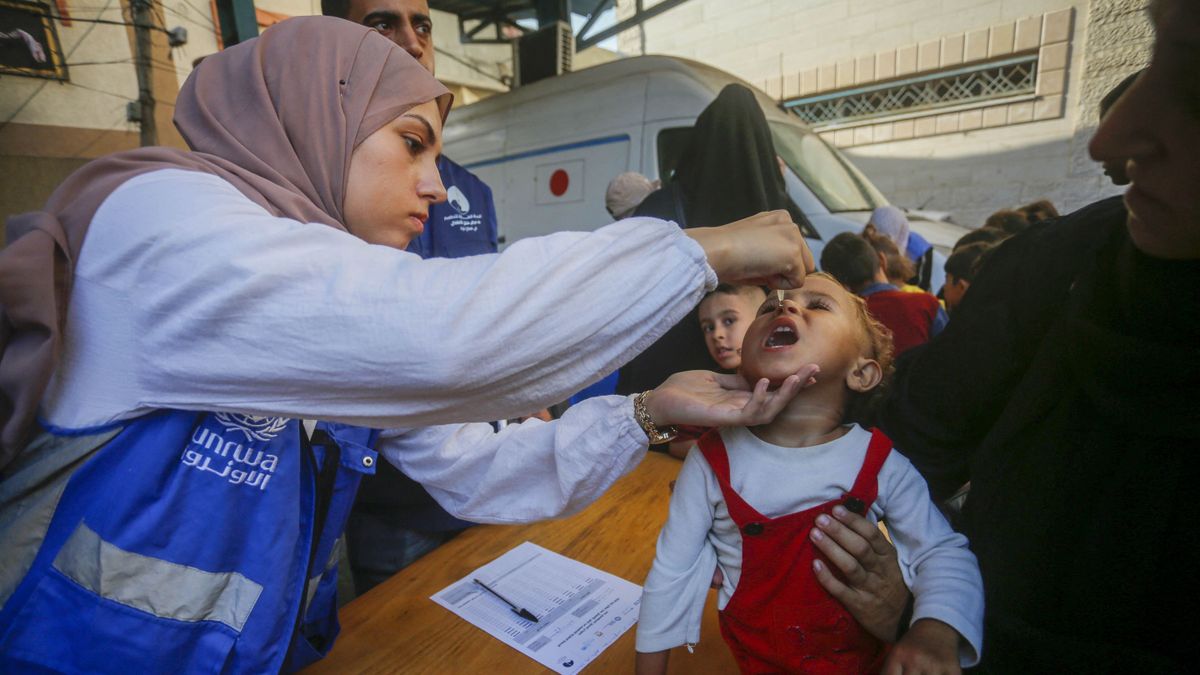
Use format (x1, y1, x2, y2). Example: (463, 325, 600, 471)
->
(765, 325, 798, 348)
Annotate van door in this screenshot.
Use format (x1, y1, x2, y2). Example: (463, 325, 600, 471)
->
(476, 76, 647, 245)
(497, 132, 637, 242)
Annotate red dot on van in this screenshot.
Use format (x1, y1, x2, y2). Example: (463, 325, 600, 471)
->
(549, 169, 569, 197)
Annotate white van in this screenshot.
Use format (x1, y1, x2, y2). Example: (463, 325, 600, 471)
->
(443, 55, 961, 290)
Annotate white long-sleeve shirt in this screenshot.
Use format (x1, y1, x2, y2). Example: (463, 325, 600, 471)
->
(41, 168, 716, 523)
(637, 425, 984, 666)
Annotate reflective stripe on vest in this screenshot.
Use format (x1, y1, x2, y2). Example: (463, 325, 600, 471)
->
(304, 535, 343, 611)
(53, 521, 263, 632)
(0, 426, 120, 610)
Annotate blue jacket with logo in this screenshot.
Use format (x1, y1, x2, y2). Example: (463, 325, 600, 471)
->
(407, 156, 498, 258)
(0, 410, 378, 673)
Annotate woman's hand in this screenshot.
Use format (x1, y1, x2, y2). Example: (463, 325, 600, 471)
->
(643, 366, 819, 429)
(810, 505, 910, 642)
(685, 210, 815, 289)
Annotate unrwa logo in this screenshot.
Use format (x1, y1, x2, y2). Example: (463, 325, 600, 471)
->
(214, 412, 289, 442)
(446, 185, 470, 214)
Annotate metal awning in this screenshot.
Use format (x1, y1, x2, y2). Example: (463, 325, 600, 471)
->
(429, 0, 691, 52)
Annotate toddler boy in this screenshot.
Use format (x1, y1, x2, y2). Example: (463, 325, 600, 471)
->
(636, 273, 983, 674)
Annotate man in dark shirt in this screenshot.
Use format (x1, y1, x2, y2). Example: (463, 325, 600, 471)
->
(322, 0, 500, 593)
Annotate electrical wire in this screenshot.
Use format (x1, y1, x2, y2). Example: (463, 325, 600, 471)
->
(159, 1, 215, 30)
(66, 57, 185, 77)
(42, 13, 170, 33)
(0, 0, 120, 129)
(174, 0, 220, 30)
(59, 79, 133, 101)
(0, 0, 179, 134)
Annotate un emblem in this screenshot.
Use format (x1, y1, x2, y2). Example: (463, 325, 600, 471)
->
(214, 413, 290, 442)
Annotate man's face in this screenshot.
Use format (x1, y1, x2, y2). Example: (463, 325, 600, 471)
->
(1089, 0, 1200, 259)
(346, 0, 435, 73)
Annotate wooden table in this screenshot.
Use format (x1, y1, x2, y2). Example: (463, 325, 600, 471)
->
(306, 452, 738, 674)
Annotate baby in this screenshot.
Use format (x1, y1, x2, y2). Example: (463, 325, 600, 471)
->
(697, 284, 767, 371)
(636, 273, 983, 674)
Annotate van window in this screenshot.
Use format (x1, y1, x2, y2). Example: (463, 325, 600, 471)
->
(656, 123, 886, 214)
(656, 127, 693, 181)
(769, 122, 887, 212)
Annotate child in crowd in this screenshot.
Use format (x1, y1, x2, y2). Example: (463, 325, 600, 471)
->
(942, 242, 993, 314)
(635, 273, 983, 674)
(983, 209, 1030, 235)
(863, 224, 924, 294)
(660, 284, 770, 460)
(1018, 198, 1059, 224)
(697, 284, 768, 372)
(821, 232, 947, 356)
(952, 225, 1008, 251)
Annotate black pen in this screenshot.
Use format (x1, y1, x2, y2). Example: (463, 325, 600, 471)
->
(473, 578, 539, 623)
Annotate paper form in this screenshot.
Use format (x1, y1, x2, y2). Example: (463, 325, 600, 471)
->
(431, 541, 641, 674)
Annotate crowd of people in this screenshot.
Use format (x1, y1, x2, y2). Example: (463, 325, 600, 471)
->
(0, 0, 1196, 673)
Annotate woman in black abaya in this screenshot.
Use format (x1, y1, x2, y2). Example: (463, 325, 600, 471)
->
(617, 84, 808, 397)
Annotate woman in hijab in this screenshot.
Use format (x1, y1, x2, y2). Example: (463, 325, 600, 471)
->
(617, 84, 807, 397)
(0, 18, 817, 673)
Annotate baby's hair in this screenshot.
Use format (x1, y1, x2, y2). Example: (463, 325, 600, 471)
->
(809, 272, 895, 377)
(808, 272, 895, 424)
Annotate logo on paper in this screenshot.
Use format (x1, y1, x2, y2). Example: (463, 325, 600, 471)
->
(447, 185, 470, 214)
(215, 412, 289, 442)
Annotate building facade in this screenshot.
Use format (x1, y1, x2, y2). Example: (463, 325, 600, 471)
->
(616, 0, 1152, 228)
(0, 1, 623, 224)
(0, 0, 220, 223)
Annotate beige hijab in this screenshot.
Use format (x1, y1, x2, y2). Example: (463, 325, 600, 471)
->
(0, 16, 451, 469)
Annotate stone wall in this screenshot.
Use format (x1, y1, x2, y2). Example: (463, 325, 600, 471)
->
(616, 0, 1152, 227)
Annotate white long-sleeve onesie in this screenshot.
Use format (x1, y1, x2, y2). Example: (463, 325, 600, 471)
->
(636, 425, 984, 666)
(40, 168, 717, 523)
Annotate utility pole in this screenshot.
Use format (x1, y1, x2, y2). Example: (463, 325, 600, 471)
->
(132, 0, 156, 146)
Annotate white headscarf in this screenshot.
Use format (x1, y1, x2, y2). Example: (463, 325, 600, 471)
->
(868, 205, 910, 253)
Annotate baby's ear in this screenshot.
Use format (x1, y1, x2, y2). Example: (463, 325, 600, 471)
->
(845, 357, 883, 393)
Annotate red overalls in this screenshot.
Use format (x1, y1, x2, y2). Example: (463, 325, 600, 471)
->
(699, 428, 893, 674)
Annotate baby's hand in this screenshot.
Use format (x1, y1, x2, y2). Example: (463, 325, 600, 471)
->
(883, 619, 961, 675)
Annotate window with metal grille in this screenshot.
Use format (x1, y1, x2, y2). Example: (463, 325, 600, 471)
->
(784, 54, 1038, 126)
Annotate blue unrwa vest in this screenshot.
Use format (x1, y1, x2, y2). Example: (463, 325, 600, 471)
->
(0, 409, 379, 673)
